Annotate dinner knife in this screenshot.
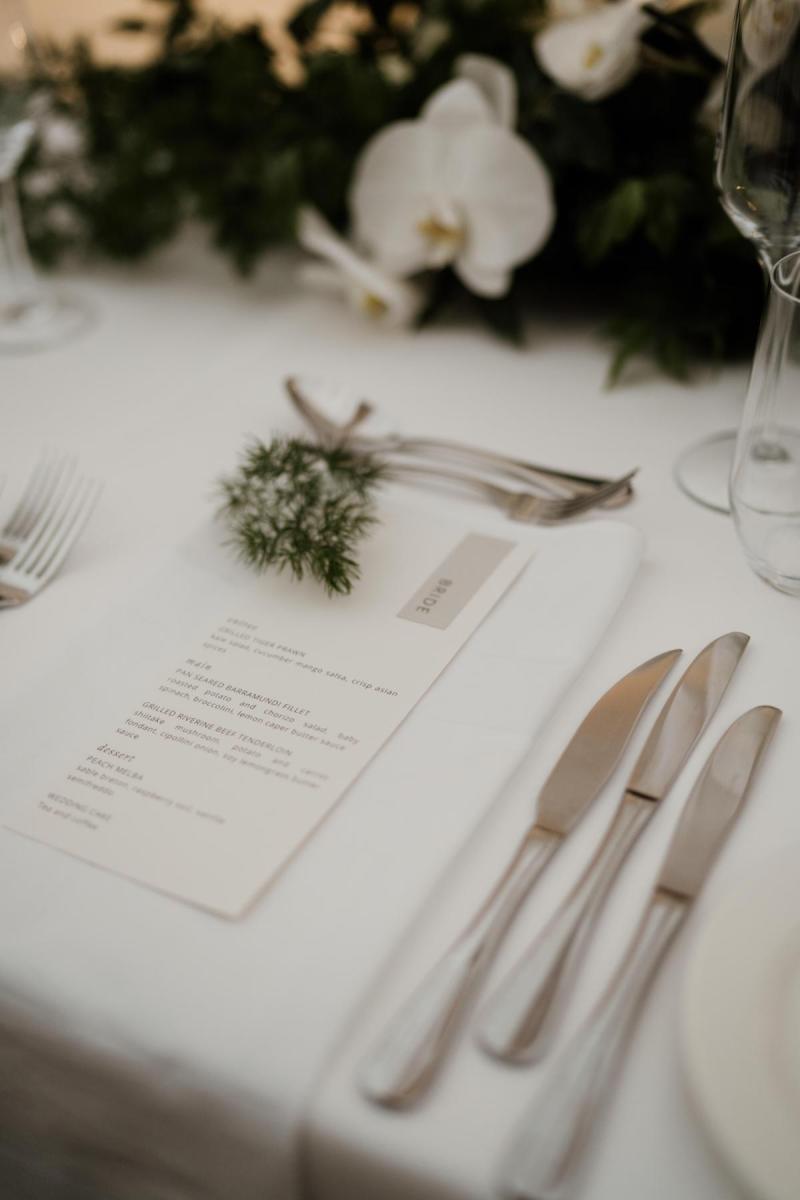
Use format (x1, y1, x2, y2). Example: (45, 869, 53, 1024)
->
(479, 630, 749, 1065)
(499, 705, 780, 1200)
(358, 647, 681, 1109)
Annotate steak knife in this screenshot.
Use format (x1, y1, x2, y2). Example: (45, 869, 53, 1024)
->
(499, 705, 780, 1200)
(358, 647, 681, 1108)
(480, 631, 749, 1065)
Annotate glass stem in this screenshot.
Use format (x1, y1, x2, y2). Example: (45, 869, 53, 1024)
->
(0, 170, 41, 310)
(749, 254, 792, 462)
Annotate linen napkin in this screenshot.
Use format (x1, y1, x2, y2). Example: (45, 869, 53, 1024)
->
(0, 516, 641, 1200)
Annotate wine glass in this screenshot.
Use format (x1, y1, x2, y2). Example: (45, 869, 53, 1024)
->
(0, 0, 90, 351)
(674, 0, 800, 511)
(730, 248, 800, 592)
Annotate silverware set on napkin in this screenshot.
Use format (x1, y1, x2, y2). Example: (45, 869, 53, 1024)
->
(0, 454, 100, 606)
(286, 376, 638, 522)
(358, 632, 780, 1200)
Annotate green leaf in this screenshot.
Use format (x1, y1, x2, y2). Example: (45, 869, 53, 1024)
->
(578, 179, 647, 265)
(219, 438, 385, 596)
(642, 173, 694, 255)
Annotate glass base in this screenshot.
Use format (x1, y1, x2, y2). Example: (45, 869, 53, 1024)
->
(0, 289, 93, 352)
(673, 430, 737, 514)
(743, 548, 800, 596)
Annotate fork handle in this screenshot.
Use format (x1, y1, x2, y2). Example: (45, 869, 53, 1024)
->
(359, 828, 560, 1109)
(499, 892, 685, 1200)
(479, 793, 654, 1064)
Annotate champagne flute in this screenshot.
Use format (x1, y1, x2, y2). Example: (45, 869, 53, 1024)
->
(0, 0, 90, 351)
(674, 0, 800, 511)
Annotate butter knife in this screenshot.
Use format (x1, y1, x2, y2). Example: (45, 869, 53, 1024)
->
(358, 648, 681, 1109)
(499, 705, 780, 1200)
(480, 631, 749, 1065)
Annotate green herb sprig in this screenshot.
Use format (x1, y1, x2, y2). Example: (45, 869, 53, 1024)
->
(219, 438, 385, 596)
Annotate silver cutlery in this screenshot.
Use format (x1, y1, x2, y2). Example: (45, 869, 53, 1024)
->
(0, 472, 101, 606)
(499, 705, 780, 1200)
(383, 461, 637, 524)
(0, 453, 77, 562)
(358, 649, 681, 1109)
(285, 376, 637, 509)
(479, 631, 749, 1065)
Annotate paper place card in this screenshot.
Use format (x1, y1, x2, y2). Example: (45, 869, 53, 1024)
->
(5, 504, 532, 917)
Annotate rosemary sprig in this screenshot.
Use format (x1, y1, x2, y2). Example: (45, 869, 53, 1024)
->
(219, 437, 385, 596)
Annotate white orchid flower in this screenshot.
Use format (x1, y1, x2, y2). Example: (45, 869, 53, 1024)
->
(349, 55, 555, 299)
(534, 0, 650, 102)
(741, 0, 800, 70)
(296, 206, 423, 328)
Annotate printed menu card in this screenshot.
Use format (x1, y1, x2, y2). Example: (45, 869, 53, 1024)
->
(6, 504, 533, 916)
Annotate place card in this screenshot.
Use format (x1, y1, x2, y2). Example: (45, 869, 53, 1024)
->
(5, 504, 532, 916)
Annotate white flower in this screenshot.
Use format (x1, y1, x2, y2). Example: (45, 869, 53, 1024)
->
(534, 0, 649, 102)
(741, 0, 800, 70)
(296, 206, 423, 328)
(349, 56, 555, 298)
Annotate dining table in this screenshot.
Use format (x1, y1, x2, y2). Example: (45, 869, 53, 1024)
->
(1, 231, 799, 1200)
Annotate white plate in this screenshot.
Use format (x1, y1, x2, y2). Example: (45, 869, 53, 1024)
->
(682, 852, 800, 1200)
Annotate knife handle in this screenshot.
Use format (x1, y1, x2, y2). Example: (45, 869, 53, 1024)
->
(498, 891, 685, 1200)
(479, 792, 654, 1064)
(359, 827, 560, 1109)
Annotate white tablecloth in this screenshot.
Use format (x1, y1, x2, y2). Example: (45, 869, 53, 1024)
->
(3, 237, 800, 1200)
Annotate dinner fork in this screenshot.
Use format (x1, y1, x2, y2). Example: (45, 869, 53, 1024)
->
(0, 474, 101, 606)
(0, 454, 77, 562)
(285, 375, 636, 507)
(386, 461, 637, 522)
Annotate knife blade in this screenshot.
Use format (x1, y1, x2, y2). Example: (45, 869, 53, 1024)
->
(657, 704, 780, 898)
(358, 647, 682, 1108)
(499, 705, 780, 1200)
(479, 630, 749, 1064)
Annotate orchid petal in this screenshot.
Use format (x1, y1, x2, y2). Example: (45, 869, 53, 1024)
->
(350, 123, 446, 274)
(444, 127, 555, 276)
(298, 205, 385, 283)
(421, 79, 496, 129)
(297, 205, 423, 326)
(454, 54, 518, 128)
(741, 0, 800, 70)
(455, 258, 511, 297)
(534, 1, 649, 101)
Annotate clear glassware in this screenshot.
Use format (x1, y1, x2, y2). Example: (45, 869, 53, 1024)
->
(0, 0, 90, 351)
(730, 249, 800, 593)
(674, 0, 800, 511)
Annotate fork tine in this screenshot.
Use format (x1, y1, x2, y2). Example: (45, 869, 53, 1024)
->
(19, 474, 89, 575)
(511, 469, 637, 522)
(1, 454, 53, 538)
(35, 479, 101, 584)
(3, 454, 75, 540)
(13, 467, 84, 571)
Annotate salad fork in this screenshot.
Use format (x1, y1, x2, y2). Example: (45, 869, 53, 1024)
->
(0, 474, 101, 606)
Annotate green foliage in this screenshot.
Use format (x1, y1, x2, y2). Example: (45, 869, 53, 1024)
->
(219, 438, 384, 595)
(17, 0, 762, 378)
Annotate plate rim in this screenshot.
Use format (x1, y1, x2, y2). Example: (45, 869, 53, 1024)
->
(680, 850, 800, 1200)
